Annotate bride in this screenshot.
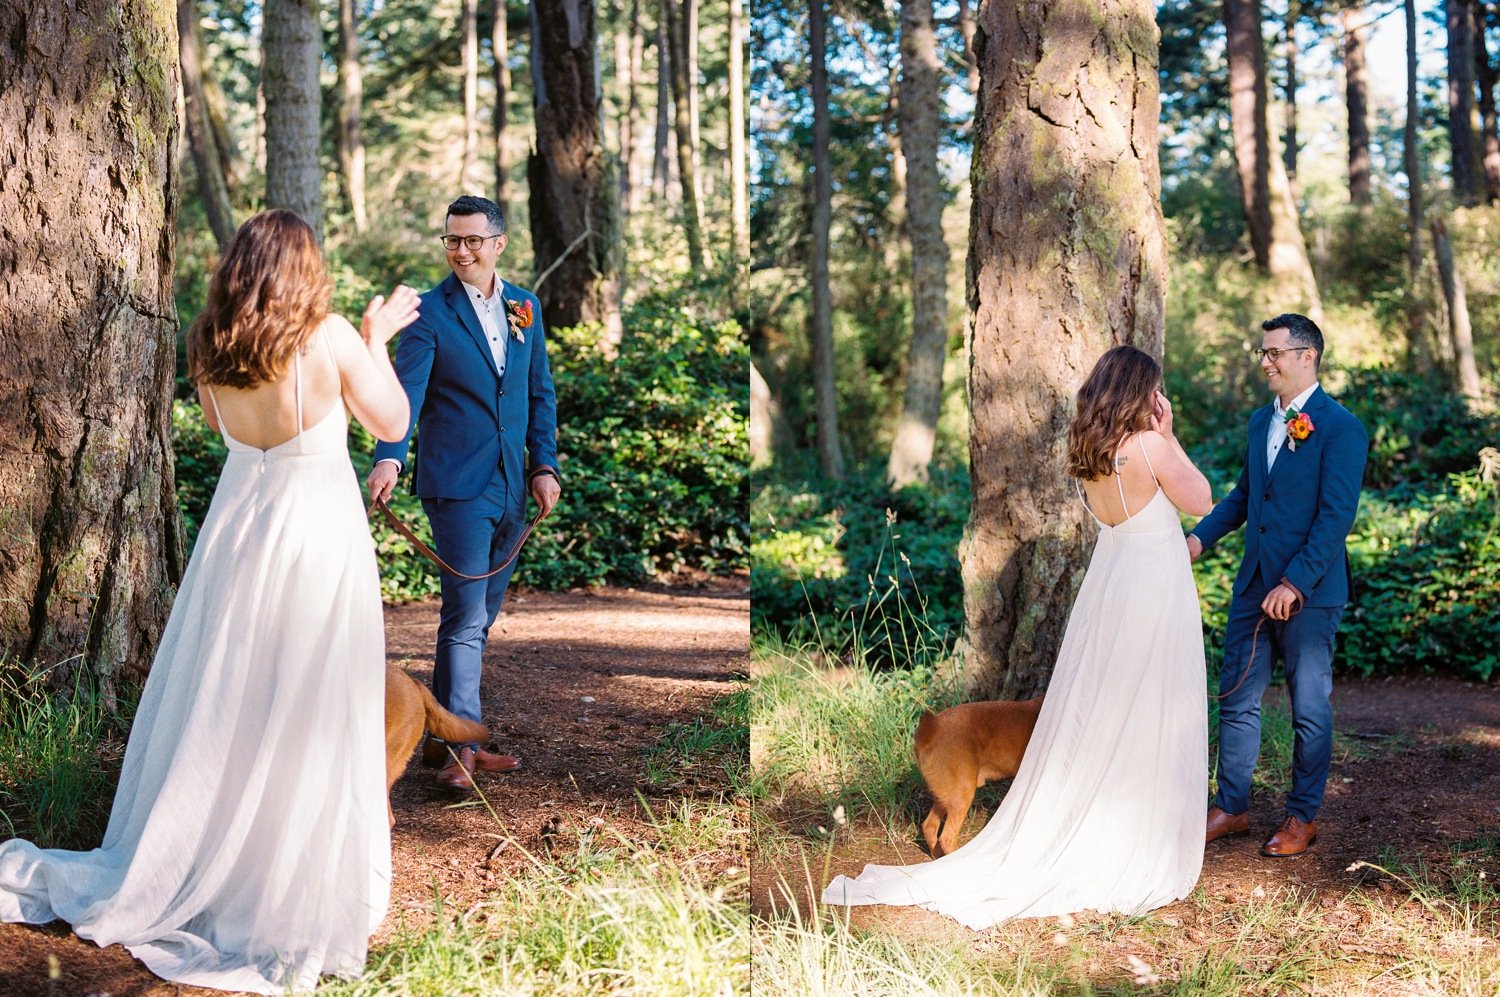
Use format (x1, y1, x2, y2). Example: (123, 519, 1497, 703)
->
(0, 209, 416, 992)
(823, 345, 1214, 929)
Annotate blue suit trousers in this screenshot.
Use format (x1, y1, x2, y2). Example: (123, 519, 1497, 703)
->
(1212, 571, 1343, 822)
(422, 475, 525, 743)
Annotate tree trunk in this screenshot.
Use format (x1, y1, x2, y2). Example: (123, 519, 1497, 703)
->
(616, 0, 637, 217)
(0, 0, 184, 692)
(1407, 0, 1424, 278)
(749, 361, 780, 469)
(961, 0, 1166, 699)
(203, 52, 240, 194)
(1431, 218, 1484, 398)
(1474, 0, 1500, 202)
(528, 0, 623, 340)
(1283, 3, 1299, 191)
(728, 0, 749, 279)
(1225, 0, 1320, 318)
(887, 0, 948, 487)
(625, 1, 646, 215)
(337, 0, 368, 232)
(652, 15, 673, 200)
(956, 0, 978, 95)
(663, 0, 707, 269)
(263, 0, 322, 237)
(1449, 0, 1484, 206)
(462, 0, 480, 191)
(494, 0, 512, 217)
(179, 0, 236, 247)
(809, 0, 844, 480)
(1345, 6, 1371, 205)
(686, 0, 700, 191)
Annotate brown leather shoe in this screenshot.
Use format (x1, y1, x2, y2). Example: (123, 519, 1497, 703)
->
(472, 747, 521, 773)
(421, 737, 450, 768)
(1205, 806, 1250, 843)
(435, 747, 478, 790)
(1261, 814, 1318, 857)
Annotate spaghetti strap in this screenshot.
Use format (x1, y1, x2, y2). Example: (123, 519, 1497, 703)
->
(1074, 477, 1091, 517)
(205, 386, 225, 430)
(1115, 454, 1130, 520)
(1139, 433, 1157, 481)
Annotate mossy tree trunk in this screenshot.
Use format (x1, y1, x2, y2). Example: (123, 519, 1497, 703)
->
(263, 0, 322, 236)
(528, 0, 623, 341)
(1225, 0, 1320, 319)
(886, 0, 948, 487)
(960, 0, 1166, 699)
(0, 0, 184, 694)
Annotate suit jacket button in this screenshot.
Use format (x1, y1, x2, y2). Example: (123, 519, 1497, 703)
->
(1263, 492, 1270, 500)
(499, 388, 505, 397)
(1258, 526, 1266, 534)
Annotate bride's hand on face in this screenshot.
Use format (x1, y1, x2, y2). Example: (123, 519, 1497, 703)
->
(361, 285, 420, 347)
(1150, 389, 1174, 438)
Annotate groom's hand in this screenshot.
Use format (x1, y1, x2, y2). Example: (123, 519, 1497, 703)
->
(367, 461, 399, 504)
(1261, 582, 1302, 621)
(1185, 534, 1203, 562)
(530, 474, 560, 519)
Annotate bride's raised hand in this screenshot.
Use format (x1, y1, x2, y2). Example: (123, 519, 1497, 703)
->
(361, 285, 420, 347)
(1150, 389, 1174, 438)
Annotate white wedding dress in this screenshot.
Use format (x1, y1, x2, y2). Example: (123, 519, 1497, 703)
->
(0, 334, 391, 993)
(823, 440, 1207, 929)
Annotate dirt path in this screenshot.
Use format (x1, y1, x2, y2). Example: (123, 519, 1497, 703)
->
(0, 581, 749, 997)
(755, 674, 1500, 934)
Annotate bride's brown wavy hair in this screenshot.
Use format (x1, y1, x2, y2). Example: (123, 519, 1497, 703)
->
(1067, 345, 1161, 480)
(187, 209, 332, 388)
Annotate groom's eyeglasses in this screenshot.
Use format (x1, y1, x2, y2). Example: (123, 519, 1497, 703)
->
(440, 234, 503, 251)
(1255, 346, 1310, 362)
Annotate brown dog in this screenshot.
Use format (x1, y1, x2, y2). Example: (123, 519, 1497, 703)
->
(384, 665, 490, 826)
(914, 697, 1044, 858)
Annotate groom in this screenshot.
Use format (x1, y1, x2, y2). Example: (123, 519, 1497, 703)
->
(367, 195, 560, 791)
(1188, 314, 1367, 857)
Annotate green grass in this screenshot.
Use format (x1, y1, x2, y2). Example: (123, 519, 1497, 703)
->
(0, 663, 136, 849)
(321, 798, 749, 996)
(643, 686, 751, 794)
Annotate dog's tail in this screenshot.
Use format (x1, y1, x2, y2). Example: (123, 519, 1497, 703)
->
(418, 682, 491, 746)
(913, 710, 940, 761)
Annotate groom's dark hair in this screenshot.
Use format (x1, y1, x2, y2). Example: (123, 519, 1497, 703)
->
(446, 195, 506, 236)
(1262, 313, 1324, 369)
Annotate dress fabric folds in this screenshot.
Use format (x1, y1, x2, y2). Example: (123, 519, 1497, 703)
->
(0, 351, 391, 993)
(823, 486, 1207, 930)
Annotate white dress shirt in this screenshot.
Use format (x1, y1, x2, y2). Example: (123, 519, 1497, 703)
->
(1267, 381, 1319, 469)
(464, 279, 508, 377)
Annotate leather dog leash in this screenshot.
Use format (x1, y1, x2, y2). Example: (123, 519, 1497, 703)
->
(369, 497, 545, 581)
(1211, 595, 1304, 702)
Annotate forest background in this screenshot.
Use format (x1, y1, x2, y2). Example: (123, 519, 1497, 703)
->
(750, 0, 1499, 687)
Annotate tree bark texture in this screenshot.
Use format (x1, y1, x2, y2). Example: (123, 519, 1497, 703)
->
(1449, 0, 1484, 206)
(263, 0, 322, 236)
(616, 0, 637, 216)
(652, 14, 672, 199)
(0, 0, 184, 690)
(1474, 1, 1500, 202)
(1406, 0, 1424, 278)
(528, 0, 623, 338)
(729, 0, 749, 273)
(494, 0, 512, 216)
(961, 0, 1166, 698)
(808, 0, 844, 480)
(1430, 218, 1484, 398)
(1283, 3, 1299, 188)
(1224, 0, 1320, 318)
(664, 0, 707, 269)
(887, 0, 948, 487)
(1345, 6, 1371, 205)
(624, 1, 646, 215)
(462, 0, 480, 191)
(337, 0, 368, 231)
(686, 0, 700, 188)
(179, 0, 236, 247)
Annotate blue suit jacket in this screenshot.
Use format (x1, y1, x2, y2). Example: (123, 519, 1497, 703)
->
(373, 273, 558, 503)
(1190, 386, 1368, 608)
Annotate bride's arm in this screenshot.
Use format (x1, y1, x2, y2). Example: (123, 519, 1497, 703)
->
(1142, 430, 1212, 517)
(326, 310, 412, 443)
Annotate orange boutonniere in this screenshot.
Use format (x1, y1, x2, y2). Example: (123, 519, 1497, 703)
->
(503, 298, 534, 343)
(1285, 408, 1315, 452)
